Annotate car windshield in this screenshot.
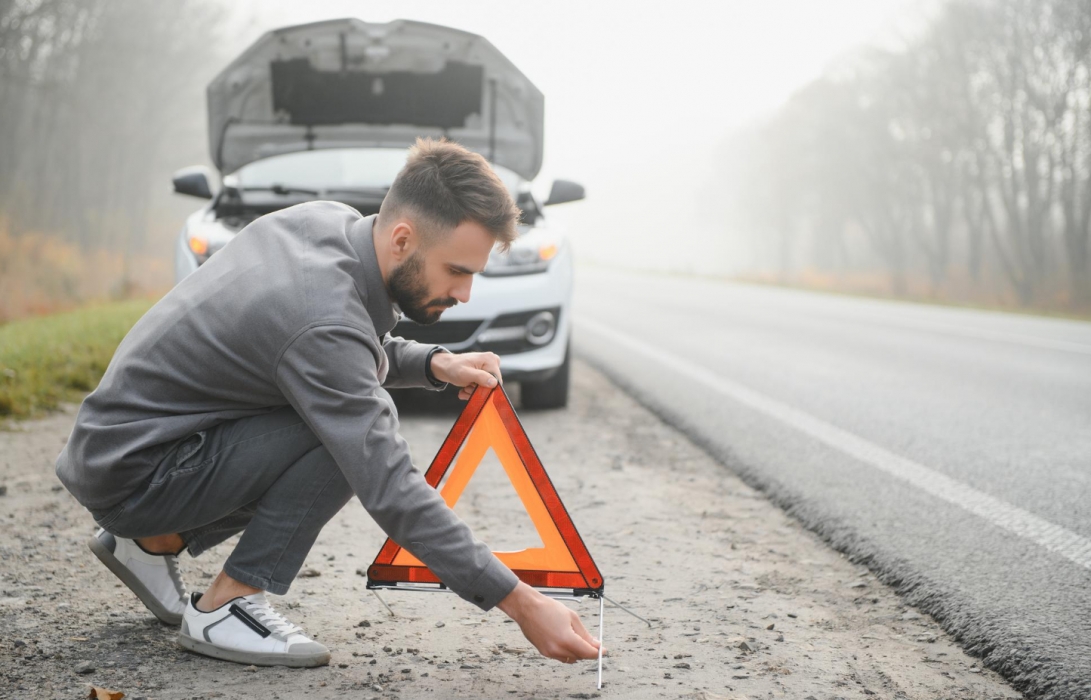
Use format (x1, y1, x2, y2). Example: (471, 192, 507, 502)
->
(231, 147, 522, 195)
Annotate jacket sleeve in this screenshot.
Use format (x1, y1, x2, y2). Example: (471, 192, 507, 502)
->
(274, 323, 518, 610)
(381, 333, 448, 390)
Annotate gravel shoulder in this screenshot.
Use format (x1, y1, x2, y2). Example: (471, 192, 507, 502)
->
(0, 360, 1020, 700)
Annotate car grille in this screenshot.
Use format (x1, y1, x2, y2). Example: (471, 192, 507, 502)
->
(391, 319, 483, 346)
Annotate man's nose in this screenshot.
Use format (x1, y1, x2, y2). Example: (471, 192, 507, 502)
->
(452, 278, 472, 305)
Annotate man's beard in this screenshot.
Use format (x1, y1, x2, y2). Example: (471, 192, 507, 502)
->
(388, 251, 457, 325)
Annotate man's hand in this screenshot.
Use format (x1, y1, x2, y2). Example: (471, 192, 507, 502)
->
(497, 582, 601, 663)
(430, 351, 503, 400)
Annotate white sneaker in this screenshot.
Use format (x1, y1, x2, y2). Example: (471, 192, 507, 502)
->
(88, 528, 188, 625)
(178, 592, 330, 667)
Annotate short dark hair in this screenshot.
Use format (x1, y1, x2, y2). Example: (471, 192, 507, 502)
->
(379, 137, 520, 250)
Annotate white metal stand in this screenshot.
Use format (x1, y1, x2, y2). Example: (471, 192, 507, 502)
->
(367, 584, 628, 690)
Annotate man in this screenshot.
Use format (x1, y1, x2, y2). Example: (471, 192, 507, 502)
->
(56, 138, 601, 668)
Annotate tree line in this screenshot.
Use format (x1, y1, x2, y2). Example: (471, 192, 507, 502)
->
(720, 0, 1091, 311)
(0, 0, 231, 315)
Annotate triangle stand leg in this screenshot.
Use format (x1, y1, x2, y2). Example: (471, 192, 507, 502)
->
(371, 589, 396, 618)
(602, 593, 654, 628)
(597, 593, 605, 690)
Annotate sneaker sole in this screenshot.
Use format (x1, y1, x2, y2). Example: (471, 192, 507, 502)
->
(177, 632, 331, 668)
(87, 534, 183, 626)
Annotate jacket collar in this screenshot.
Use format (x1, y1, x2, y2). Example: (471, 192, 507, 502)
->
(348, 214, 399, 336)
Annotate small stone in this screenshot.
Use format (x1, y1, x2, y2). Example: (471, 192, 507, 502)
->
(297, 568, 321, 578)
(338, 663, 348, 668)
(0, 485, 7, 496)
(673, 662, 691, 669)
(358, 620, 371, 627)
(356, 568, 368, 577)
(400, 668, 411, 674)
(900, 611, 922, 621)
(787, 613, 797, 618)
(73, 661, 95, 674)
(434, 621, 445, 628)
(737, 641, 752, 652)
(776, 634, 785, 642)
(460, 664, 478, 669)
(663, 672, 673, 679)
(13, 640, 26, 648)
(245, 665, 258, 672)
(766, 623, 775, 630)
(849, 581, 867, 589)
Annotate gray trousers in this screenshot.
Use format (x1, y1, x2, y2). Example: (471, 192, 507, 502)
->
(90, 406, 354, 595)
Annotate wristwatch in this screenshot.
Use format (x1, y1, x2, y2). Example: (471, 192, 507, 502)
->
(424, 346, 450, 389)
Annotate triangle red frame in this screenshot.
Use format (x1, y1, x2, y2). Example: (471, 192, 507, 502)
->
(366, 384, 604, 595)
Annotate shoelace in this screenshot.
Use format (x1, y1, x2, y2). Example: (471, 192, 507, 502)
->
(242, 595, 303, 638)
(163, 555, 188, 600)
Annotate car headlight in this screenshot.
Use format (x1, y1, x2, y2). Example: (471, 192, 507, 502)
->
(481, 239, 560, 277)
(185, 223, 235, 265)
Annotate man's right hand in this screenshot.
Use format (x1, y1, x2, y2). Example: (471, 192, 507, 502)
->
(496, 582, 601, 663)
(430, 350, 503, 400)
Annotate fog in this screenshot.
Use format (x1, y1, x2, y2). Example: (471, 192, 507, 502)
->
(251, 0, 922, 274)
(4, 0, 1089, 319)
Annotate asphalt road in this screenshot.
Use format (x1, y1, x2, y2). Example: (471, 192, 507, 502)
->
(571, 268, 1091, 700)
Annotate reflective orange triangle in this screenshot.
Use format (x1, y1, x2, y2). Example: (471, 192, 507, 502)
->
(367, 384, 604, 593)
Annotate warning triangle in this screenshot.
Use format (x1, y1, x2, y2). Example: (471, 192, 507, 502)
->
(367, 384, 604, 594)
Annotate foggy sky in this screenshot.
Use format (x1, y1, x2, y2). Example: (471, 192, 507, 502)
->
(229, 0, 924, 273)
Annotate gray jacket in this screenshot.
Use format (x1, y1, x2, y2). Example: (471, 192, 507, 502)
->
(56, 201, 518, 610)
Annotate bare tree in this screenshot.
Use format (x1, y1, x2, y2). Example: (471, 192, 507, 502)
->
(1, 0, 230, 262)
(716, 0, 1091, 312)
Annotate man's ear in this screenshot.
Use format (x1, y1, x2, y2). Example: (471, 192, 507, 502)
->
(389, 221, 416, 261)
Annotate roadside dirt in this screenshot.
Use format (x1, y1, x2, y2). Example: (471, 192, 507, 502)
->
(0, 360, 1021, 700)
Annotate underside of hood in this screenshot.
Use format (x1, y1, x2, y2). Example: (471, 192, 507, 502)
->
(207, 18, 544, 180)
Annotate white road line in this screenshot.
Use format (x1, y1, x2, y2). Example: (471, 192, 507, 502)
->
(576, 315, 1091, 571)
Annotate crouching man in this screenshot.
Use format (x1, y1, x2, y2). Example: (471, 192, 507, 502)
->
(55, 138, 600, 668)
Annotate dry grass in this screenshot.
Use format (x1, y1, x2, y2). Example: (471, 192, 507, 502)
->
(0, 220, 170, 322)
(736, 269, 1091, 322)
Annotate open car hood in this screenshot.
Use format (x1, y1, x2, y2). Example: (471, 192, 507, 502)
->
(207, 18, 544, 180)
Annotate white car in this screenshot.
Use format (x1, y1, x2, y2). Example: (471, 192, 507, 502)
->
(171, 18, 583, 408)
